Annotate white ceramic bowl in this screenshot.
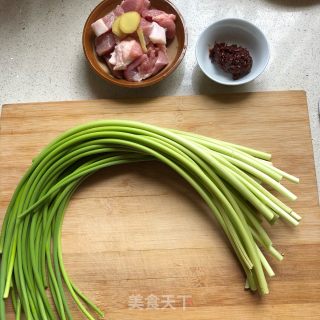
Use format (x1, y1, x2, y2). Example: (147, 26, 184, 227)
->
(196, 18, 270, 86)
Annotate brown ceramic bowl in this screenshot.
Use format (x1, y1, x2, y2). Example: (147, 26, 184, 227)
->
(83, 0, 187, 88)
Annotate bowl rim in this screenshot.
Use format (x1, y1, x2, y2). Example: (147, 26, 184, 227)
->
(82, 0, 188, 88)
(195, 17, 270, 86)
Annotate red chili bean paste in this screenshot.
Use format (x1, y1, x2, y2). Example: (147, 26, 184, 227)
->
(209, 42, 253, 80)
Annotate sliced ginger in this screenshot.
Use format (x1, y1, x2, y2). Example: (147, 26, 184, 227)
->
(112, 16, 125, 38)
(119, 11, 141, 34)
(137, 27, 148, 53)
(112, 12, 146, 53)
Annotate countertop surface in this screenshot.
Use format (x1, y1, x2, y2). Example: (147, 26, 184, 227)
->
(0, 0, 319, 195)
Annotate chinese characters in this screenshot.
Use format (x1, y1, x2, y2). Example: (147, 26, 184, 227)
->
(128, 294, 192, 310)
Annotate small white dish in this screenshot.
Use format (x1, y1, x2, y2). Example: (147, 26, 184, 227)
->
(195, 18, 270, 86)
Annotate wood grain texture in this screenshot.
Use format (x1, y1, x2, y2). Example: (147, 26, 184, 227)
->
(0, 91, 319, 319)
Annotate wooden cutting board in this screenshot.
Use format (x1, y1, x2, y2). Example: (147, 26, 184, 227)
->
(0, 91, 319, 320)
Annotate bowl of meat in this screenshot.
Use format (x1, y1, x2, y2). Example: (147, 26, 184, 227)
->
(83, 0, 187, 87)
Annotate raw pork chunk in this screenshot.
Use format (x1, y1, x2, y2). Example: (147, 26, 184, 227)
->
(109, 39, 143, 70)
(95, 33, 116, 56)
